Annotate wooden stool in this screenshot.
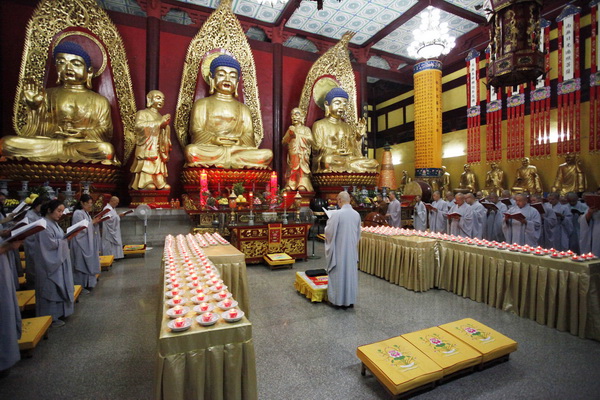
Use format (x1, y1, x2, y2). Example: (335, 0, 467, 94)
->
(263, 253, 294, 270)
(123, 244, 146, 257)
(74, 285, 83, 302)
(100, 255, 115, 271)
(25, 285, 84, 309)
(18, 316, 52, 358)
(16, 290, 35, 312)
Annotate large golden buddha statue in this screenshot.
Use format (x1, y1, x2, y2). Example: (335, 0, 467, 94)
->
(184, 55, 272, 169)
(551, 153, 587, 195)
(0, 41, 117, 165)
(512, 157, 543, 194)
(312, 87, 378, 173)
(485, 162, 505, 196)
(455, 163, 477, 193)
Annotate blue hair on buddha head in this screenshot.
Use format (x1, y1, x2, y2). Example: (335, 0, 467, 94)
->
(53, 41, 92, 68)
(210, 54, 241, 77)
(325, 87, 349, 105)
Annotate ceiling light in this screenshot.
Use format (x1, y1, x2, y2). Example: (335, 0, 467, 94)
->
(407, 6, 456, 59)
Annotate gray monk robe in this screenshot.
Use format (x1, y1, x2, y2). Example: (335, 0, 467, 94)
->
(0, 251, 21, 371)
(470, 200, 487, 239)
(552, 203, 573, 251)
(101, 204, 124, 259)
(35, 217, 74, 321)
(502, 204, 541, 246)
(428, 199, 448, 233)
(23, 209, 42, 289)
(447, 202, 474, 238)
(325, 204, 361, 306)
(537, 203, 558, 249)
(71, 209, 100, 288)
(484, 201, 507, 242)
(580, 210, 600, 255)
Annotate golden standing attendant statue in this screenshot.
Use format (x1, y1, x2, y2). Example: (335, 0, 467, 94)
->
(485, 162, 505, 196)
(185, 54, 272, 169)
(283, 108, 314, 192)
(512, 157, 543, 194)
(0, 41, 117, 165)
(312, 87, 378, 174)
(129, 90, 172, 190)
(456, 163, 477, 193)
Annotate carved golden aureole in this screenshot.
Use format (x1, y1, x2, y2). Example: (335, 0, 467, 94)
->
(129, 90, 172, 190)
(484, 162, 505, 196)
(298, 32, 378, 178)
(551, 153, 587, 195)
(283, 108, 314, 192)
(174, 0, 271, 169)
(512, 157, 543, 194)
(6, 0, 136, 164)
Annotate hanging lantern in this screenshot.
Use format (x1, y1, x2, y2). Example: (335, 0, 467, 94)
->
(486, 0, 545, 88)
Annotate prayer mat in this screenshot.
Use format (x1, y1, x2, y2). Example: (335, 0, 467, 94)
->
(357, 335, 443, 396)
(438, 318, 518, 363)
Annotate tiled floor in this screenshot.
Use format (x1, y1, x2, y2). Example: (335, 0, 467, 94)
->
(1, 241, 600, 399)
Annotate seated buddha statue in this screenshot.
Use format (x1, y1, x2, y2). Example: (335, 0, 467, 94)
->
(185, 54, 272, 169)
(551, 153, 587, 196)
(455, 163, 477, 193)
(0, 41, 117, 165)
(512, 157, 543, 194)
(311, 87, 378, 173)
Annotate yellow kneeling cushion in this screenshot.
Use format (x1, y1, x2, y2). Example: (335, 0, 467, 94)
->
(438, 318, 518, 363)
(402, 327, 482, 376)
(19, 316, 52, 351)
(357, 336, 443, 395)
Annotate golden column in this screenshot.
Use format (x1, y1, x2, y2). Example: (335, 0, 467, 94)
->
(413, 60, 443, 180)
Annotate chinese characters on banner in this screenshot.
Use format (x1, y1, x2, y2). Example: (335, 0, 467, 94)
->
(413, 60, 442, 177)
(485, 48, 502, 162)
(557, 5, 581, 155)
(590, 0, 600, 152)
(506, 85, 525, 161)
(466, 49, 481, 164)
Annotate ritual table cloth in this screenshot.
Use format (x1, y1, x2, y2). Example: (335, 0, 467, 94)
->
(437, 241, 600, 341)
(202, 244, 250, 316)
(358, 232, 438, 292)
(294, 271, 328, 302)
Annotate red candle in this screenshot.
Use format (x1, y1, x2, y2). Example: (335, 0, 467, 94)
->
(199, 302, 209, 312)
(270, 171, 278, 201)
(195, 295, 205, 302)
(218, 291, 227, 299)
(174, 317, 185, 328)
(223, 299, 232, 308)
(173, 306, 184, 315)
(171, 290, 179, 296)
(229, 309, 238, 318)
(202, 312, 213, 322)
(173, 296, 182, 305)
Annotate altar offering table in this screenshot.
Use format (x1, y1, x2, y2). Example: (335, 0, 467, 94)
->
(358, 232, 438, 292)
(156, 236, 257, 400)
(359, 232, 600, 341)
(229, 223, 311, 264)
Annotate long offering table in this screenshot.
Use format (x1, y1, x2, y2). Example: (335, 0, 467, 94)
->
(359, 230, 600, 341)
(157, 234, 257, 400)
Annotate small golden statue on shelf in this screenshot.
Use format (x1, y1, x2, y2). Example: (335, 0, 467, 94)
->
(455, 163, 477, 193)
(399, 170, 411, 192)
(484, 162, 505, 196)
(312, 87, 378, 173)
(129, 90, 172, 190)
(185, 54, 272, 169)
(0, 41, 117, 165)
(551, 153, 587, 195)
(283, 108, 314, 192)
(512, 157, 543, 194)
(440, 166, 451, 193)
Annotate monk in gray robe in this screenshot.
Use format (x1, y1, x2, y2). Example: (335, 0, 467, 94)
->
(71, 195, 101, 292)
(580, 204, 600, 255)
(531, 194, 558, 249)
(101, 196, 124, 259)
(447, 193, 474, 238)
(465, 193, 486, 239)
(413, 195, 427, 231)
(386, 191, 401, 228)
(35, 200, 77, 327)
(567, 192, 588, 253)
(548, 192, 573, 251)
(502, 194, 541, 246)
(428, 191, 448, 233)
(0, 240, 23, 372)
(23, 197, 44, 289)
(325, 191, 361, 308)
(483, 193, 507, 242)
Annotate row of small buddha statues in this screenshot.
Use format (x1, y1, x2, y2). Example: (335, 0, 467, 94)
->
(0, 42, 376, 192)
(452, 154, 587, 196)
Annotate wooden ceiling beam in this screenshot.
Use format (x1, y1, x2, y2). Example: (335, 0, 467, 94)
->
(361, 1, 430, 48)
(274, 0, 301, 27)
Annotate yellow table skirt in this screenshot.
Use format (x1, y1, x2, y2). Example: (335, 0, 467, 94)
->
(294, 272, 328, 303)
(359, 233, 438, 292)
(437, 241, 600, 340)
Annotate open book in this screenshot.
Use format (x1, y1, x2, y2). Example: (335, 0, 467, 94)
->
(480, 201, 499, 212)
(500, 198, 513, 207)
(447, 212, 462, 219)
(504, 212, 526, 220)
(424, 203, 436, 211)
(530, 202, 545, 214)
(64, 219, 89, 239)
(8, 217, 29, 232)
(120, 209, 134, 216)
(322, 207, 336, 218)
(99, 214, 111, 223)
(7, 218, 47, 242)
(95, 208, 111, 220)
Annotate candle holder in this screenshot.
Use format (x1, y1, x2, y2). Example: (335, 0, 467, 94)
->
(228, 191, 237, 226)
(282, 191, 288, 224)
(294, 191, 302, 223)
(248, 191, 255, 226)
